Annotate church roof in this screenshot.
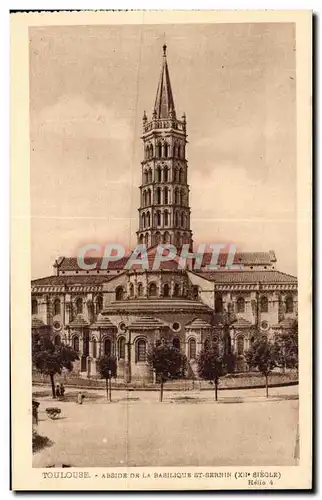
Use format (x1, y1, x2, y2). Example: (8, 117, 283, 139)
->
(31, 317, 46, 329)
(104, 298, 213, 314)
(272, 318, 297, 329)
(54, 257, 128, 272)
(230, 317, 253, 329)
(153, 45, 176, 119)
(128, 316, 167, 330)
(31, 274, 119, 286)
(200, 250, 277, 267)
(68, 315, 89, 328)
(90, 314, 117, 329)
(194, 270, 297, 284)
(186, 318, 212, 329)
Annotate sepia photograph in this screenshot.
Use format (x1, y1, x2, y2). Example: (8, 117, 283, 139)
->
(11, 10, 312, 491)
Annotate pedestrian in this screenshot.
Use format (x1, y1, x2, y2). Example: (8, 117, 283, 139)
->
(56, 384, 61, 398)
(60, 382, 65, 398)
(77, 391, 83, 405)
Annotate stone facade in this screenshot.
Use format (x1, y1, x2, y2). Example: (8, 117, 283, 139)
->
(31, 45, 298, 382)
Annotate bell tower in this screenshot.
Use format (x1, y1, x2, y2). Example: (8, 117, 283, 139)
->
(137, 45, 193, 249)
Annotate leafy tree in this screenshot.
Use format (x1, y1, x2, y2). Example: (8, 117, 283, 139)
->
(148, 343, 187, 402)
(97, 355, 117, 402)
(245, 338, 280, 397)
(197, 344, 226, 401)
(32, 334, 79, 398)
(275, 322, 298, 374)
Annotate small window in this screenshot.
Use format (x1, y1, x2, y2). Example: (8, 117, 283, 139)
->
(92, 338, 97, 359)
(137, 339, 147, 362)
(260, 296, 268, 313)
(237, 336, 244, 356)
(237, 297, 245, 313)
(163, 283, 170, 297)
(104, 338, 111, 356)
(188, 338, 196, 360)
(285, 295, 294, 313)
(115, 287, 124, 301)
(173, 283, 180, 297)
(76, 298, 83, 314)
(72, 336, 80, 352)
(137, 283, 143, 297)
(149, 283, 157, 297)
(118, 337, 126, 359)
(54, 298, 61, 316)
(129, 284, 134, 298)
(173, 337, 180, 350)
(54, 334, 61, 346)
(31, 299, 38, 315)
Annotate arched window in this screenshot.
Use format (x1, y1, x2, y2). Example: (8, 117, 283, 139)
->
(146, 212, 150, 227)
(181, 212, 185, 227)
(156, 211, 161, 226)
(164, 187, 169, 204)
(237, 336, 245, 356)
(173, 283, 180, 297)
(163, 283, 170, 297)
(188, 338, 196, 360)
(174, 188, 178, 204)
(54, 334, 61, 346)
(285, 295, 294, 313)
(118, 336, 126, 359)
(31, 299, 38, 315)
(129, 283, 134, 298)
(142, 213, 146, 228)
(156, 167, 161, 182)
(148, 169, 152, 183)
(155, 232, 161, 244)
(164, 142, 168, 158)
(147, 189, 152, 205)
(179, 168, 183, 183)
(192, 285, 199, 299)
(149, 282, 157, 297)
(76, 298, 83, 314)
(215, 295, 223, 313)
(104, 338, 111, 356)
(53, 298, 61, 316)
(164, 167, 169, 182)
(92, 338, 97, 358)
(173, 144, 177, 158)
(72, 335, 80, 352)
(175, 211, 179, 226)
(163, 231, 170, 244)
(144, 233, 149, 246)
(173, 337, 180, 350)
(156, 187, 161, 204)
(115, 287, 124, 301)
(139, 234, 144, 244)
(96, 296, 103, 313)
(164, 210, 169, 226)
(149, 144, 154, 158)
(177, 145, 181, 158)
(137, 283, 143, 297)
(157, 142, 162, 158)
(260, 296, 269, 313)
(143, 191, 147, 207)
(137, 339, 147, 362)
(237, 297, 245, 313)
(143, 170, 148, 184)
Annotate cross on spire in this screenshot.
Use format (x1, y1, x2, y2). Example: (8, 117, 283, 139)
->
(153, 45, 176, 119)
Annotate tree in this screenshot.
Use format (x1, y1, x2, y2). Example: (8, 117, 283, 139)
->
(97, 355, 117, 402)
(148, 343, 187, 402)
(197, 344, 226, 401)
(275, 322, 298, 374)
(245, 338, 280, 397)
(32, 334, 79, 398)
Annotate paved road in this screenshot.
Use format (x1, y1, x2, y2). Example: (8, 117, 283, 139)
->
(33, 385, 298, 468)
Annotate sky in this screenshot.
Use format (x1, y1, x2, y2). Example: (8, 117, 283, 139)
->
(29, 23, 297, 278)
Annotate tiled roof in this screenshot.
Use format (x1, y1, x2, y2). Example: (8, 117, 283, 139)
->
(104, 298, 213, 314)
(90, 314, 116, 329)
(200, 251, 276, 267)
(195, 270, 297, 284)
(57, 256, 129, 271)
(68, 315, 89, 328)
(186, 318, 212, 329)
(272, 318, 297, 329)
(128, 316, 167, 330)
(31, 275, 117, 286)
(231, 317, 253, 329)
(31, 317, 46, 328)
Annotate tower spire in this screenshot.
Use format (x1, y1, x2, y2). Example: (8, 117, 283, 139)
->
(153, 45, 176, 119)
